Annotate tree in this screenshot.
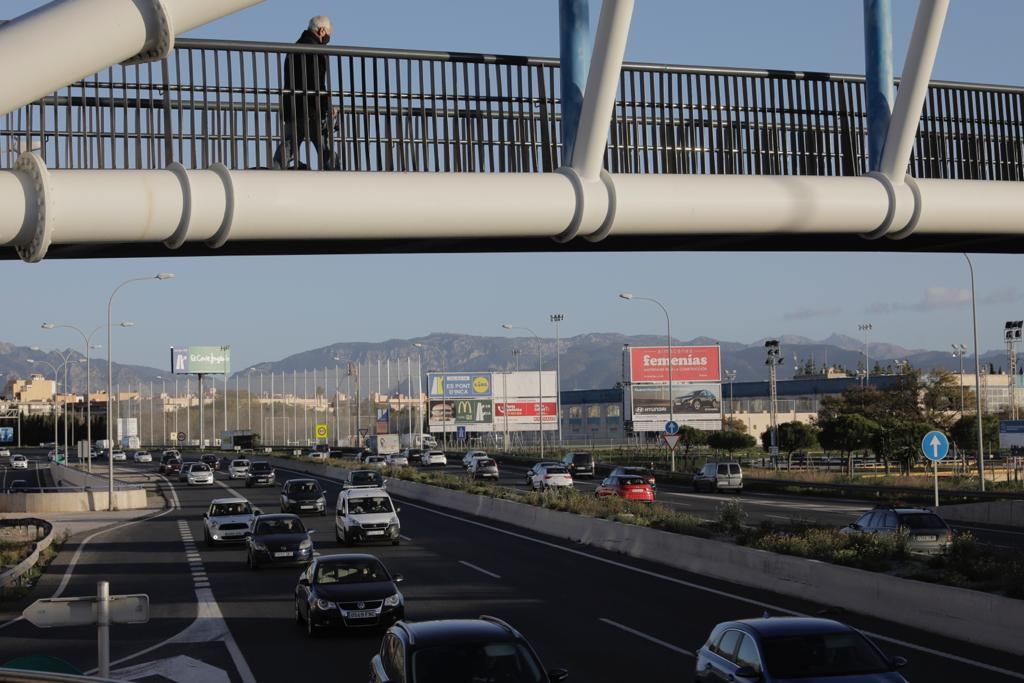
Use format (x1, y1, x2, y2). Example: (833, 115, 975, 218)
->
(760, 421, 818, 469)
(817, 413, 879, 476)
(721, 416, 747, 433)
(950, 414, 1001, 458)
(676, 425, 707, 468)
(707, 430, 756, 455)
(921, 369, 967, 431)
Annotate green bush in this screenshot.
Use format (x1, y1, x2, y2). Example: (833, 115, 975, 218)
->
(718, 499, 747, 533)
(749, 528, 907, 571)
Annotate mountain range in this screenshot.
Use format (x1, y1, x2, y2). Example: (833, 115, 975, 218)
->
(1, 334, 1013, 396)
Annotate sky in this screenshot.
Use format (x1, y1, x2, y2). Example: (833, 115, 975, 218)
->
(5, 0, 1024, 372)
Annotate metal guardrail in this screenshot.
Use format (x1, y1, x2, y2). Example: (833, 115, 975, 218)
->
(0, 518, 54, 594)
(3, 38, 1023, 180)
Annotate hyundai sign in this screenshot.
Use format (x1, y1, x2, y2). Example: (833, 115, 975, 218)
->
(171, 346, 231, 375)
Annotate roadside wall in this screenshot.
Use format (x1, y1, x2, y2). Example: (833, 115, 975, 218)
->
(936, 500, 1024, 529)
(268, 457, 1024, 656)
(0, 464, 148, 512)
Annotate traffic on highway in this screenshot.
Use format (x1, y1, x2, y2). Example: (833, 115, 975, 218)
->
(0, 448, 1021, 682)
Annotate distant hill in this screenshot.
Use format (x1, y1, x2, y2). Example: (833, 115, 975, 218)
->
(0, 334, 1014, 396)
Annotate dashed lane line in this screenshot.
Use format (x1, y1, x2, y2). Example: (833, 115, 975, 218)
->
(599, 618, 695, 657)
(459, 560, 502, 580)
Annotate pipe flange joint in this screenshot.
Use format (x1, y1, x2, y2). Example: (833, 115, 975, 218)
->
(582, 170, 617, 243)
(885, 176, 922, 240)
(122, 0, 175, 66)
(163, 162, 191, 250)
(14, 153, 53, 264)
(551, 168, 617, 244)
(205, 163, 235, 249)
(861, 171, 897, 241)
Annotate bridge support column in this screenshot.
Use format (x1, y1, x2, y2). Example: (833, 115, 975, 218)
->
(559, 0, 591, 164)
(0, 0, 265, 116)
(863, 0, 893, 172)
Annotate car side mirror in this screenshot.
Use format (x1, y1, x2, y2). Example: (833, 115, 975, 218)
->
(392, 573, 404, 583)
(202, 513, 208, 519)
(849, 523, 861, 530)
(734, 666, 759, 679)
(548, 669, 569, 682)
(254, 509, 263, 516)
(307, 529, 317, 535)
(395, 506, 401, 513)
(298, 577, 309, 586)
(244, 531, 252, 538)
(890, 656, 908, 669)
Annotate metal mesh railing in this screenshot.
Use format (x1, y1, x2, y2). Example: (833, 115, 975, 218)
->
(3, 37, 1024, 180)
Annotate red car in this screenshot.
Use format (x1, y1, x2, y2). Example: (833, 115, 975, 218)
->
(595, 475, 655, 503)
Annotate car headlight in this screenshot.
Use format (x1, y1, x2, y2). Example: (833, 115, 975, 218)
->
(390, 517, 400, 527)
(317, 496, 326, 506)
(210, 521, 219, 528)
(299, 538, 313, 550)
(315, 598, 335, 611)
(251, 542, 268, 552)
(349, 519, 362, 528)
(383, 592, 402, 608)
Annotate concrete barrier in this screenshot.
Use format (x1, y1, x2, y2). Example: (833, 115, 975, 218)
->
(0, 518, 55, 593)
(935, 500, 1024, 529)
(0, 464, 149, 512)
(268, 457, 1024, 656)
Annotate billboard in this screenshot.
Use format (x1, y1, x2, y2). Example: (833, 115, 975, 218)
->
(0, 427, 12, 444)
(628, 345, 721, 383)
(171, 346, 231, 375)
(427, 373, 492, 398)
(999, 420, 1024, 450)
(631, 383, 722, 417)
(429, 399, 493, 425)
(494, 401, 558, 428)
(117, 418, 139, 440)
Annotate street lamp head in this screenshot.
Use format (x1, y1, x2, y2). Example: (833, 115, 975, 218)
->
(155, 272, 175, 280)
(501, 324, 513, 330)
(618, 293, 634, 300)
(119, 321, 135, 328)
(41, 322, 55, 329)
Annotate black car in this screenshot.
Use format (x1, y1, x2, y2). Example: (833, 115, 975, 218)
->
(343, 469, 385, 489)
(200, 453, 220, 470)
(246, 461, 276, 488)
(245, 513, 314, 569)
(294, 553, 405, 636)
(370, 616, 568, 683)
(280, 478, 327, 515)
(674, 388, 720, 413)
(561, 451, 594, 479)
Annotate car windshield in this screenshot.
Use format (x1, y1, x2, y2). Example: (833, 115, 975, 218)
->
(347, 496, 393, 514)
(900, 513, 947, 530)
(232, 460, 250, 468)
(572, 454, 591, 463)
(412, 642, 544, 683)
(761, 631, 891, 678)
(251, 464, 272, 473)
(211, 502, 251, 516)
(316, 559, 388, 584)
(619, 476, 646, 486)
(192, 464, 210, 472)
(255, 518, 305, 535)
(545, 466, 568, 475)
(478, 459, 496, 467)
(351, 471, 382, 486)
(290, 482, 321, 494)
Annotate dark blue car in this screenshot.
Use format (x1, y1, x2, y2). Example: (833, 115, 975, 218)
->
(695, 617, 908, 682)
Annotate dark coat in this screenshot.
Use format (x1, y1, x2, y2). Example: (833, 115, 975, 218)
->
(282, 30, 331, 126)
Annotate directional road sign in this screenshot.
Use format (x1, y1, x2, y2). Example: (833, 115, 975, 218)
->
(921, 431, 950, 462)
(23, 594, 149, 628)
(456, 425, 467, 441)
(664, 420, 680, 435)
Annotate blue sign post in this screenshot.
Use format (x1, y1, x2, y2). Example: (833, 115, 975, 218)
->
(664, 420, 680, 435)
(456, 426, 467, 442)
(921, 430, 949, 507)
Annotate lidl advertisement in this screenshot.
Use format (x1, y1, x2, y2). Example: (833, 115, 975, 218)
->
(427, 373, 492, 398)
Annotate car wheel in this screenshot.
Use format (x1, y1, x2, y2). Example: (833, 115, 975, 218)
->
(247, 550, 259, 570)
(246, 481, 251, 488)
(693, 399, 703, 410)
(203, 529, 212, 547)
(391, 538, 400, 546)
(294, 599, 303, 625)
(335, 527, 342, 543)
(320, 510, 326, 517)
(306, 609, 316, 638)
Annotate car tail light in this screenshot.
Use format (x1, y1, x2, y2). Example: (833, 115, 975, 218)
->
(544, 475, 552, 479)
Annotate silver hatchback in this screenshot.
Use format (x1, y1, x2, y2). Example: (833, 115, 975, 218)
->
(842, 507, 952, 555)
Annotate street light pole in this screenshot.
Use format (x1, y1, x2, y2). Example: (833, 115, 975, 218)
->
(27, 359, 60, 457)
(619, 293, 675, 469)
(107, 273, 174, 511)
(952, 344, 967, 417)
(858, 323, 873, 386)
(724, 370, 737, 415)
(42, 323, 106, 470)
(502, 324, 544, 460)
(550, 313, 565, 444)
(964, 254, 986, 491)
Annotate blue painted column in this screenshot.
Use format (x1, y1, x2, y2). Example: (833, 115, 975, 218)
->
(864, 0, 894, 172)
(559, 0, 591, 164)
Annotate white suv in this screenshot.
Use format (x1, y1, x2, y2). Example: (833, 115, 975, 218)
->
(421, 450, 447, 467)
(335, 487, 401, 546)
(228, 458, 251, 479)
(203, 498, 260, 545)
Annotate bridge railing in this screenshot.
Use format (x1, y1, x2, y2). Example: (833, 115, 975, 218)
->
(2, 38, 1023, 180)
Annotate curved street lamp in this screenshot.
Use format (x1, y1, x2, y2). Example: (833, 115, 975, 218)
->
(26, 358, 61, 455)
(501, 324, 544, 460)
(106, 273, 174, 510)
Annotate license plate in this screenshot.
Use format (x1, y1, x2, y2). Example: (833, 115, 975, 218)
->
(273, 551, 293, 558)
(301, 505, 314, 509)
(916, 535, 937, 542)
(347, 610, 376, 619)
(366, 530, 385, 536)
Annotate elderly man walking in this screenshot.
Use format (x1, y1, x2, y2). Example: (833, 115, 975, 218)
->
(273, 16, 340, 170)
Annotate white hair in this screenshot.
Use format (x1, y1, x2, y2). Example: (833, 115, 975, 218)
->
(308, 15, 332, 33)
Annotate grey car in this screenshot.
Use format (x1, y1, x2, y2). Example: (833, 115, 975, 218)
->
(695, 617, 908, 682)
(841, 507, 952, 555)
(693, 461, 743, 493)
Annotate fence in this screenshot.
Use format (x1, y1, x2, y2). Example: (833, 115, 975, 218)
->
(3, 38, 1024, 181)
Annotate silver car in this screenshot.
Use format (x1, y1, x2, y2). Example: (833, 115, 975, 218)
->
(842, 507, 952, 555)
(693, 461, 743, 493)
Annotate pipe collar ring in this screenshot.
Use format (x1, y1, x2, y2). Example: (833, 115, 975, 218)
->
(163, 162, 191, 249)
(861, 172, 921, 241)
(205, 163, 235, 249)
(885, 176, 922, 240)
(122, 0, 175, 66)
(551, 168, 617, 243)
(14, 153, 53, 264)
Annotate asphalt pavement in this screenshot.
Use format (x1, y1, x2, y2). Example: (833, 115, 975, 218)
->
(0, 452, 1020, 682)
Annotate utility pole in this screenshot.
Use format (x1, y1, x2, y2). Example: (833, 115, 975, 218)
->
(550, 313, 565, 444)
(765, 340, 783, 469)
(1005, 321, 1022, 420)
(858, 323, 873, 387)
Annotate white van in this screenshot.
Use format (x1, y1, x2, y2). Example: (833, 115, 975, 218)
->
(335, 487, 401, 547)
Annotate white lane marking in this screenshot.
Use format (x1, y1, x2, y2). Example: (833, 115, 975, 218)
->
(0, 472, 177, 631)
(459, 560, 501, 580)
(402, 500, 1024, 680)
(600, 618, 694, 657)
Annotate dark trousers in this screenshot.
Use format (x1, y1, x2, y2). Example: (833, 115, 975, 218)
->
(272, 116, 338, 170)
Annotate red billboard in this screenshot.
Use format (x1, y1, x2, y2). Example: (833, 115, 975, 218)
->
(628, 345, 721, 383)
(495, 401, 557, 417)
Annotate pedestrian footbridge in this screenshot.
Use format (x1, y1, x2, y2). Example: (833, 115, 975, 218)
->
(1, 0, 1022, 260)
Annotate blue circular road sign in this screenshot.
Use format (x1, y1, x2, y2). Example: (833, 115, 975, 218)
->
(665, 420, 680, 435)
(921, 431, 950, 462)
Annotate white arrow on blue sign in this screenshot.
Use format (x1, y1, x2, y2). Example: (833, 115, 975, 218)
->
(665, 421, 680, 435)
(921, 431, 950, 462)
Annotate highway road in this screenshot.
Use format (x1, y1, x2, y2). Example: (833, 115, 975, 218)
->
(0, 453, 1020, 682)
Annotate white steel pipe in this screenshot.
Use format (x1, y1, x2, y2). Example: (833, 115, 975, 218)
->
(878, 0, 950, 181)
(571, 0, 634, 181)
(914, 179, 1024, 234)
(0, 0, 264, 116)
